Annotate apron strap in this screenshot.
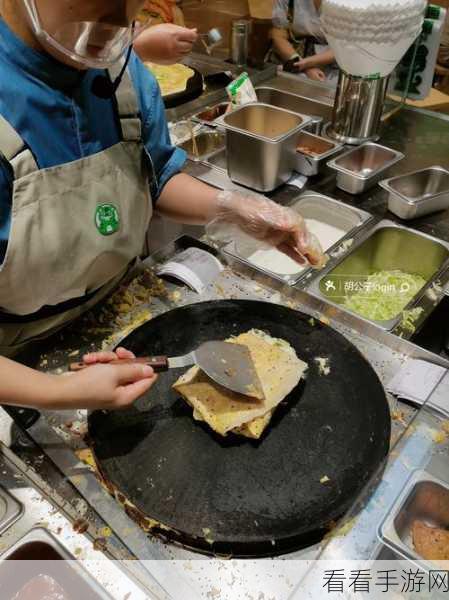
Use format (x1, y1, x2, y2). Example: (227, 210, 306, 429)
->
(0, 115, 39, 179)
(109, 60, 143, 143)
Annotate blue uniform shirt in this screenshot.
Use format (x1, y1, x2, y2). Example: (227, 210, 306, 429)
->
(0, 18, 186, 263)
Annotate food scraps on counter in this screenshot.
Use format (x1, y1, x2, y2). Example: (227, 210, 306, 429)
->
(173, 329, 307, 439)
(412, 520, 449, 562)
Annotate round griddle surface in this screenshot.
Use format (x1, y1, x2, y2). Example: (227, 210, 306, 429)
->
(88, 300, 390, 556)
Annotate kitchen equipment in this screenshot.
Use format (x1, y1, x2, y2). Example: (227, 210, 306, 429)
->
(87, 300, 390, 557)
(70, 341, 264, 400)
(161, 66, 204, 110)
(327, 142, 404, 194)
(221, 103, 311, 191)
(380, 166, 449, 220)
(295, 131, 343, 176)
(380, 471, 449, 568)
(321, 0, 426, 144)
(0, 528, 110, 599)
(179, 130, 225, 161)
(314, 221, 449, 331)
(231, 19, 251, 67)
(191, 102, 229, 126)
(255, 86, 332, 125)
(0, 485, 22, 535)
(223, 193, 371, 285)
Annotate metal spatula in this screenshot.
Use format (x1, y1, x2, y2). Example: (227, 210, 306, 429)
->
(70, 341, 265, 401)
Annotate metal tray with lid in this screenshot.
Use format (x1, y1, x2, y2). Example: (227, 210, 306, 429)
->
(222, 192, 371, 285)
(328, 142, 404, 194)
(379, 470, 449, 569)
(0, 485, 22, 535)
(380, 166, 449, 220)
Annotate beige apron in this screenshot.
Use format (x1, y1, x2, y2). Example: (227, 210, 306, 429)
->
(0, 68, 153, 356)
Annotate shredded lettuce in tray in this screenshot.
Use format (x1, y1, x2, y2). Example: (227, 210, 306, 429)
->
(343, 270, 427, 321)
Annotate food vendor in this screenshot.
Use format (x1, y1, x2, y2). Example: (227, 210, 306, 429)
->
(271, 0, 337, 82)
(0, 0, 325, 411)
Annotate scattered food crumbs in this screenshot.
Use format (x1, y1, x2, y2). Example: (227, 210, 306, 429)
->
(99, 526, 112, 538)
(170, 290, 182, 302)
(314, 357, 331, 376)
(320, 475, 330, 484)
(93, 537, 107, 552)
(202, 527, 214, 545)
(68, 350, 79, 357)
(433, 430, 448, 444)
(124, 593, 132, 600)
(308, 318, 315, 327)
(73, 518, 89, 535)
(74, 547, 83, 556)
(442, 420, 449, 434)
(319, 316, 330, 326)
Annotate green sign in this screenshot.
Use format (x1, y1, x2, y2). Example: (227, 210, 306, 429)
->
(95, 204, 120, 236)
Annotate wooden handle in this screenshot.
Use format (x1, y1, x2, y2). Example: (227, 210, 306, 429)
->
(69, 356, 169, 372)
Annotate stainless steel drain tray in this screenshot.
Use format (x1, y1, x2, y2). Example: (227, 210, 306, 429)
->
(0, 485, 23, 535)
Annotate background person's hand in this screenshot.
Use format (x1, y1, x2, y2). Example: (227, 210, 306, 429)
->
(60, 347, 157, 410)
(134, 24, 198, 65)
(210, 191, 327, 268)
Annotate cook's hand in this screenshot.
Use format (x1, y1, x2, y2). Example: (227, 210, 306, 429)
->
(305, 67, 326, 82)
(283, 57, 301, 73)
(211, 191, 327, 268)
(133, 24, 198, 65)
(59, 347, 157, 410)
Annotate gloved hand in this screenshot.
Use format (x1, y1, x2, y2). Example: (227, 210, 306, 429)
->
(283, 54, 301, 73)
(209, 191, 327, 268)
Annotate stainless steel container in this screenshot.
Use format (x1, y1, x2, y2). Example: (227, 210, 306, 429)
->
(231, 19, 251, 67)
(255, 86, 332, 126)
(191, 102, 229, 126)
(328, 142, 404, 194)
(295, 131, 343, 176)
(179, 130, 225, 161)
(380, 471, 449, 568)
(327, 71, 389, 145)
(222, 192, 370, 285)
(313, 221, 449, 331)
(0, 485, 22, 535)
(221, 103, 311, 192)
(380, 166, 449, 220)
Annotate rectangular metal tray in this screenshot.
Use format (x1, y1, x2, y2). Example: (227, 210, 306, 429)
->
(328, 142, 404, 194)
(0, 527, 111, 598)
(191, 102, 230, 127)
(311, 220, 449, 331)
(295, 130, 343, 176)
(380, 471, 449, 569)
(221, 103, 311, 191)
(222, 192, 371, 285)
(178, 130, 225, 161)
(380, 166, 449, 220)
(0, 485, 22, 535)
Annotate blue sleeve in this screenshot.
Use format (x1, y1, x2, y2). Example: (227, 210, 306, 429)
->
(0, 159, 13, 264)
(128, 53, 186, 202)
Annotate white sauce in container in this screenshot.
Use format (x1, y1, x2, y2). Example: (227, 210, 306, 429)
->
(247, 218, 346, 276)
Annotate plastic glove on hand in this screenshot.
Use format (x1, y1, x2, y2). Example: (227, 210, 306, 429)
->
(213, 191, 328, 268)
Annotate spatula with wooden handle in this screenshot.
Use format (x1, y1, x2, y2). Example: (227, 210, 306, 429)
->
(70, 341, 265, 401)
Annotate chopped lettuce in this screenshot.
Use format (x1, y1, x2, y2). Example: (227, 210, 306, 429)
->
(343, 270, 426, 321)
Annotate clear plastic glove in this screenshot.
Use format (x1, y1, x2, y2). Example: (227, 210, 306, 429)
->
(133, 24, 198, 65)
(209, 191, 327, 268)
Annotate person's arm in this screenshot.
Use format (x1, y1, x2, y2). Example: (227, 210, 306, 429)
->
(0, 349, 157, 410)
(298, 49, 335, 70)
(271, 26, 299, 63)
(133, 24, 198, 65)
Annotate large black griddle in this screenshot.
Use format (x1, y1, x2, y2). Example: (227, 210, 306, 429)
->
(88, 300, 390, 557)
(162, 66, 203, 109)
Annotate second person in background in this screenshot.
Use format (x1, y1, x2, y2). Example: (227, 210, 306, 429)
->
(271, 0, 337, 83)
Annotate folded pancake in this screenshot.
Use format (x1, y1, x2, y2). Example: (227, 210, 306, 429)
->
(173, 329, 307, 439)
(145, 63, 195, 96)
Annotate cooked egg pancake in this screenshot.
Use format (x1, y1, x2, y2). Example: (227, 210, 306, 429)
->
(173, 329, 307, 439)
(145, 63, 195, 96)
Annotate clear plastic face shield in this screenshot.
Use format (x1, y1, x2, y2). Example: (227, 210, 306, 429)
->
(21, 0, 151, 68)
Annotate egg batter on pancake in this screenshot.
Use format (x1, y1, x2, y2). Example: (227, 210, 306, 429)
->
(145, 63, 196, 96)
(173, 329, 307, 439)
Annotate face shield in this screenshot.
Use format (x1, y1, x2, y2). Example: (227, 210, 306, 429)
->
(21, 0, 151, 68)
